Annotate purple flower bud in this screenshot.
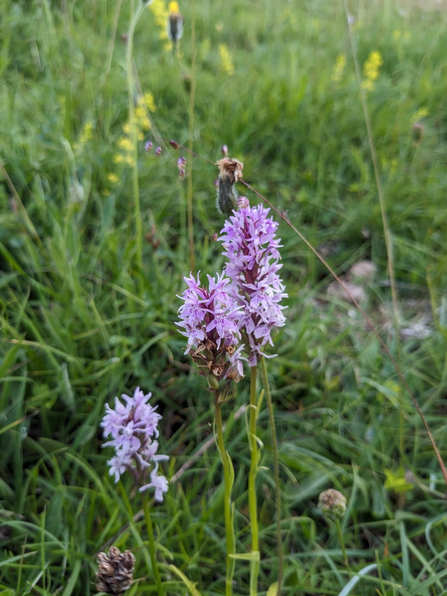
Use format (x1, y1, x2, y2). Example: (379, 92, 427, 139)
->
(179, 168, 186, 179)
(155, 146, 162, 156)
(237, 196, 249, 209)
(177, 156, 186, 169)
(221, 144, 228, 156)
(145, 140, 153, 153)
(213, 179, 219, 187)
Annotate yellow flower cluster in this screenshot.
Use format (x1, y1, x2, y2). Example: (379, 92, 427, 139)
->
(412, 107, 429, 123)
(332, 54, 346, 85)
(113, 94, 156, 168)
(219, 44, 234, 76)
(149, 0, 172, 51)
(74, 122, 93, 152)
(362, 51, 383, 92)
(393, 30, 410, 41)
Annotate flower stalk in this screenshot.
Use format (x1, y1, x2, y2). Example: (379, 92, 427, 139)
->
(260, 356, 283, 596)
(126, 0, 145, 271)
(214, 392, 236, 596)
(248, 365, 260, 596)
(143, 493, 164, 596)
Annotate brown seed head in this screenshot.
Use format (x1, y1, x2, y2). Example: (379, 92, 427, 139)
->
(215, 158, 244, 184)
(168, 12, 184, 43)
(96, 546, 136, 595)
(169, 140, 180, 149)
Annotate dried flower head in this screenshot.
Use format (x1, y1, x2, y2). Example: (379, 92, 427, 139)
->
(168, 3, 183, 44)
(96, 546, 135, 595)
(412, 121, 424, 141)
(169, 139, 180, 149)
(216, 158, 244, 185)
(215, 158, 244, 216)
(318, 489, 347, 520)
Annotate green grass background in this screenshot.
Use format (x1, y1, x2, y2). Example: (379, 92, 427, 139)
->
(1, 0, 447, 594)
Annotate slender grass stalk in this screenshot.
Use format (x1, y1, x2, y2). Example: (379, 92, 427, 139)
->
(260, 356, 283, 596)
(343, 0, 398, 319)
(248, 365, 260, 596)
(143, 492, 164, 596)
(187, 0, 196, 273)
(335, 518, 351, 575)
(214, 393, 235, 596)
(126, 0, 144, 271)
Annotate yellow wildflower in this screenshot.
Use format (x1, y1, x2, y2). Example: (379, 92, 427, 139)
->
(219, 44, 234, 76)
(332, 53, 346, 84)
(117, 137, 133, 152)
(168, 1, 179, 11)
(107, 173, 119, 184)
(113, 154, 125, 164)
(143, 92, 156, 112)
(362, 51, 383, 91)
(149, 0, 172, 51)
(412, 108, 429, 123)
(75, 122, 94, 151)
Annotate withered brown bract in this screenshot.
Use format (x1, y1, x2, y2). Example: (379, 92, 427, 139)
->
(96, 546, 136, 595)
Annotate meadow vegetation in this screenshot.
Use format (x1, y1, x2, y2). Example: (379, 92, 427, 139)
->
(1, 0, 447, 594)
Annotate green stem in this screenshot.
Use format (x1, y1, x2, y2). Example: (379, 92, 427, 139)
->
(143, 493, 164, 596)
(335, 518, 351, 575)
(187, 0, 196, 273)
(249, 365, 260, 596)
(215, 394, 235, 596)
(260, 356, 283, 596)
(126, 0, 143, 271)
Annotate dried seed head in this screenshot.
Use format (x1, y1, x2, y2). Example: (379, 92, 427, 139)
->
(169, 139, 180, 149)
(216, 158, 244, 184)
(318, 489, 347, 520)
(145, 140, 153, 153)
(155, 146, 162, 156)
(215, 158, 244, 216)
(237, 196, 249, 209)
(96, 546, 136, 595)
(221, 144, 228, 157)
(168, 12, 184, 43)
(412, 121, 424, 141)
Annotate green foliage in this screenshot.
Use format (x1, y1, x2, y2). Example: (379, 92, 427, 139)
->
(1, 0, 447, 594)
